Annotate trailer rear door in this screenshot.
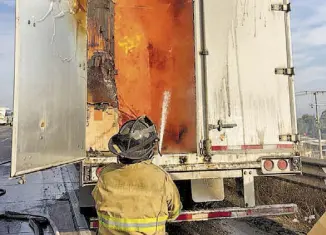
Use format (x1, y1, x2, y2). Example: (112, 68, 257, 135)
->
(200, 0, 296, 150)
(11, 0, 87, 176)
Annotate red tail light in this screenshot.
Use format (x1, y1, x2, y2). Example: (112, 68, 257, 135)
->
(277, 160, 288, 170)
(263, 160, 274, 171)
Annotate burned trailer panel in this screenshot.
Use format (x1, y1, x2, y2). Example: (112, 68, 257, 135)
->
(86, 0, 197, 153)
(114, 0, 197, 154)
(87, 0, 117, 106)
(87, 52, 118, 107)
(86, 0, 119, 151)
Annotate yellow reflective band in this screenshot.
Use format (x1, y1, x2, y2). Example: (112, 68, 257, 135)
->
(169, 205, 182, 221)
(97, 213, 168, 232)
(99, 220, 165, 232)
(99, 212, 168, 223)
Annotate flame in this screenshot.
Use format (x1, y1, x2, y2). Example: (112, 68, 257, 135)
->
(86, 0, 196, 153)
(115, 0, 196, 153)
(118, 35, 142, 55)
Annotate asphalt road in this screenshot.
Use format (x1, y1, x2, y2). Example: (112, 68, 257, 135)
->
(0, 125, 90, 235)
(0, 125, 11, 164)
(0, 125, 299, 235)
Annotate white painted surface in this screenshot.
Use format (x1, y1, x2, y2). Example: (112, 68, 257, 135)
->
(196, 0, 294, 147)
(12, 0, 87, 176)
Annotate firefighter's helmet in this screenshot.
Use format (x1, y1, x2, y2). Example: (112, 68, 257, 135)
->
(108, 116, 159, 161)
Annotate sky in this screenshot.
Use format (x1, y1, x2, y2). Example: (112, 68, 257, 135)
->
(291, 0, 326, 116)
(0, 0, 15, 109)
(0, 0, 325, 116)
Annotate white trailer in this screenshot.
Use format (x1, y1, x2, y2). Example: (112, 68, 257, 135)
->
(12, 0, 301, 224)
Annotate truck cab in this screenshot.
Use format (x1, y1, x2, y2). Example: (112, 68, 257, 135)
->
(0, 107, 10, 125)
(5, 110, 13, 126)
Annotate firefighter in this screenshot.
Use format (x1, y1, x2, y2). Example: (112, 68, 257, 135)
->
(92, 116, 182, 235)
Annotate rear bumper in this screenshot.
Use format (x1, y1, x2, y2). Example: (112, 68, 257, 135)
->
(171, 204, 297, 222)
(82, 155, 302, 185)
(88, 204, 297, 229)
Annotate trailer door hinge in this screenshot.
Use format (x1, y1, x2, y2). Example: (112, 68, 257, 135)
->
(275, 67, 295, 76)
(200, 50, 209, 56)
(271, 3, 291, 12)
(279, 134, 300, 143)
(200, 139, 212, 159)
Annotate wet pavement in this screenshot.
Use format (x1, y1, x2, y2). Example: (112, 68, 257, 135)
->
(0, 125, 11, 164)
(0, 125, 92, 235)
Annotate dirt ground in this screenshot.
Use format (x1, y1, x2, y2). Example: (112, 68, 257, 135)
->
(224, 177, 326, 234)
(256, 177, 326, 234)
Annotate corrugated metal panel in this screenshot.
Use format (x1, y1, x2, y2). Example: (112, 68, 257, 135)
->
(12, 0, 87, 176)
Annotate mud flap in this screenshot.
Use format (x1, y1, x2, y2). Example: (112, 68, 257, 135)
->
(79, 185, 96, 216)
(191, 178, 225, 202)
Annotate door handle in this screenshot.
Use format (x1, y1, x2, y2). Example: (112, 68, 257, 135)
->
(209, 120, 237, 131)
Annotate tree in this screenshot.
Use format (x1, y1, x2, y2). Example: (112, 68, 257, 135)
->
(297, 114, 317, 138)
(297, 111, 326, 139)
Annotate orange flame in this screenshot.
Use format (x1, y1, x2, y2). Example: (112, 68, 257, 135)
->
(115, 0, 196, 153)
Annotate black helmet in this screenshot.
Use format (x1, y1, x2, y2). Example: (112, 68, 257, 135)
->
(108, 116, 159, 162)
